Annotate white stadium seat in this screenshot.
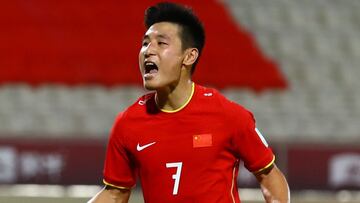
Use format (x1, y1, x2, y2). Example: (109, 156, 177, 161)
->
(0, 0, 359, 138)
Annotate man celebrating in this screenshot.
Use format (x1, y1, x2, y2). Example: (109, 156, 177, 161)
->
(89, 2, 289, 203)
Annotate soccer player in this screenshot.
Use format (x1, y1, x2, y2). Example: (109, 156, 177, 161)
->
(88, 2, 289, 203)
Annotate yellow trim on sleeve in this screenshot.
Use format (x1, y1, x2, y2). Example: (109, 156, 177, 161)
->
(252, 155, 275, 175)
(103, 179, 134, 190)
(158, 82, 195, 113)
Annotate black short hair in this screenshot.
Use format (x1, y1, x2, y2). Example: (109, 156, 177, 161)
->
(144, 2, 205, 74)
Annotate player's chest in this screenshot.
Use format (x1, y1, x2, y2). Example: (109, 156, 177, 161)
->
(124, 117, 233, 167)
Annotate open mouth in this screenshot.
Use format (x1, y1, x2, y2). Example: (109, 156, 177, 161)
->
(144, 61, 158, 74)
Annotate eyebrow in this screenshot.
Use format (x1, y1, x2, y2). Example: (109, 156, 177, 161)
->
(142, 34, 170, 41)
(157, 34, 170, 40)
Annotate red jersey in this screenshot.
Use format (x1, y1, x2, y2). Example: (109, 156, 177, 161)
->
(103, 83, 274, 203)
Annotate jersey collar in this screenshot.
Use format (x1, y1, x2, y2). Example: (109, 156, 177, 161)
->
(157, 82, 195, 113)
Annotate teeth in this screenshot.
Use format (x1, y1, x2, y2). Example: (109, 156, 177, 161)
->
(144, 61, 158, 74)
(145, 62, 155, 66)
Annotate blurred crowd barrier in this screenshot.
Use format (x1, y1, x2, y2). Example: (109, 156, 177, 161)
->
(0, 138, 359, 190)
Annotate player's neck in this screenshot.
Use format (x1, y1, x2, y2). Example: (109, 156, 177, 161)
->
(155, 80, 194, 112)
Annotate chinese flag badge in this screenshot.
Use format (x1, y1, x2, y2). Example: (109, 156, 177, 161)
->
(193, 134, 212, 148)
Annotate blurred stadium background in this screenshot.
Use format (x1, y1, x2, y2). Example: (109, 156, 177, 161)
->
(1, 0, 360, 202)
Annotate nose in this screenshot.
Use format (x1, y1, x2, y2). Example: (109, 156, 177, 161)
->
(143, 43, 156, 58)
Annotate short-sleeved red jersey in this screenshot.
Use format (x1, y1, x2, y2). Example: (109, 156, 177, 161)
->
(103, 83, 274, 203)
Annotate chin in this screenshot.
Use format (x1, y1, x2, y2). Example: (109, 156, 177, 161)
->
(143, 81, 159, 91)
(144, 85, 156, 91)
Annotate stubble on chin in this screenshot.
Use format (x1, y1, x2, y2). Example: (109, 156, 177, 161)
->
(143, 81, 157, 91)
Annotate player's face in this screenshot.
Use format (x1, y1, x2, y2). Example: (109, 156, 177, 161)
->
(139, 22, 186, 90)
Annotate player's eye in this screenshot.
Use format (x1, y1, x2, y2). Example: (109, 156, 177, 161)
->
(142, 41, 149, 47)
(158, 41, 168, 46)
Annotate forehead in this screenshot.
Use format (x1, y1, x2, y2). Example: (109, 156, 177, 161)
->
(144, 22, 182, 40)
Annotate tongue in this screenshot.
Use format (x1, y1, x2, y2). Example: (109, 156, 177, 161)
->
(149, 69, 158, 74)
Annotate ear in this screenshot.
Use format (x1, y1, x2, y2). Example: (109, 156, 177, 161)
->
(183, 48, 199, 67)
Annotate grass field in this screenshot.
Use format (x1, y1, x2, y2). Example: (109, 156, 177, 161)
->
(0, 185, 359, 203)
(1, 196, 359, 203)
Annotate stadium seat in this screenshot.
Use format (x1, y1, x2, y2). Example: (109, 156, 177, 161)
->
(0, 0, 359, 138)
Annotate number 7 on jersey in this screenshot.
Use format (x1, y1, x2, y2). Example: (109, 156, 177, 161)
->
(166, 162, 183, 195)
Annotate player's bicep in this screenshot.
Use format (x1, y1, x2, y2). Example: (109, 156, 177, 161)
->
(104, 185, 131, 203)
(255, 164, 290, 203)
(88, 186, 131, 203)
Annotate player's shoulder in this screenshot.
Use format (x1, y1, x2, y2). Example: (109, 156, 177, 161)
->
(114, 92, 155, 122)
(195, 84, 227, 105)
(196, 84, 250, 115)
(195, 84, 218, 97)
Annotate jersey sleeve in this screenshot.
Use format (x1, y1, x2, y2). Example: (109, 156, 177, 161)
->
(103, 113, 136, 189)
(231, 105, 275, 173)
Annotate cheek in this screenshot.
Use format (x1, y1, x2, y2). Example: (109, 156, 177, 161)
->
(162, 49, 183, 67)
(139, 49, 144, 61)
(138, 50, 145, 69)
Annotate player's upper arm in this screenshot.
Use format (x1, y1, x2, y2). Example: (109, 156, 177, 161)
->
(255, 164, 290, 203)
(87, 185, 131, 203)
